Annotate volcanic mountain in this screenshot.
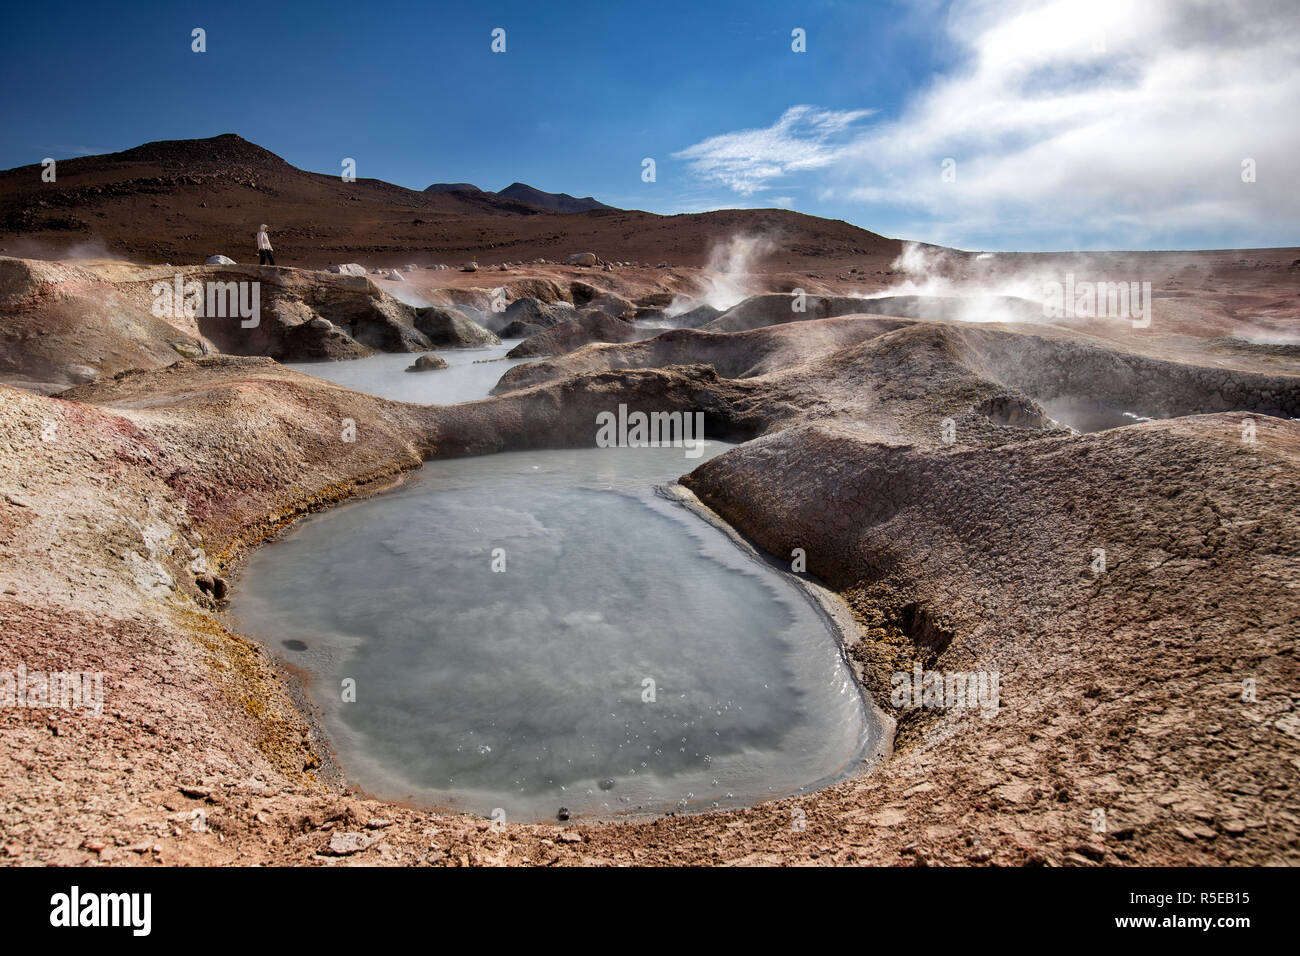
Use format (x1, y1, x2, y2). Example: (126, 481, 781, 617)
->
(495, 182, 614, 213)
(0, 133, 898, 270)
(424, 181, 611, 214)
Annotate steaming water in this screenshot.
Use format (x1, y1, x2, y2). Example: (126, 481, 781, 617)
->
(283, 340, 527, 404)
(231, 444, 872, 820)
(1039, 397, 1155, 433)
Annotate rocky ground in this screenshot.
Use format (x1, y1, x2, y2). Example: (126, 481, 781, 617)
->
(0, 245, 1297, 866)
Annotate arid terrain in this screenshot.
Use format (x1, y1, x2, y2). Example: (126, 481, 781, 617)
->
(0, 134, 897, 273)
(0, 137, 1298, 867)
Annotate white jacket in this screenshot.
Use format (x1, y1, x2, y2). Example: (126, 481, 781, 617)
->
(256, 227, 272, 251)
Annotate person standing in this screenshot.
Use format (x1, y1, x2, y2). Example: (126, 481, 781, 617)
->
(255, 224, 275, 266)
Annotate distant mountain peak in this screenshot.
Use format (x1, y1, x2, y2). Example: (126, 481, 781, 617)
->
(496, 182, 613, 213)
(424, 182, 482, 193)
(420, 180, 613, 213)
(113, 133, 291, 170)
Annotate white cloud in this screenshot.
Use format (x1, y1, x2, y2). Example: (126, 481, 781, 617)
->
(671, 105, 874, 196)
(676, 0, 1300, 248)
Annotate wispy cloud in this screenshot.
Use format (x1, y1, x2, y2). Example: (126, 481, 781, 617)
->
(671, 105, 874, 196)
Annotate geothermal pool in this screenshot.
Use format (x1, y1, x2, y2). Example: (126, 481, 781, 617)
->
(1038, 397, 1155, 433)
(284, 340, 528, 404)
(231, 444, 873, 821)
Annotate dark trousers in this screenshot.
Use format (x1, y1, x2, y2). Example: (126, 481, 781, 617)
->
(259, 249, 275, 265)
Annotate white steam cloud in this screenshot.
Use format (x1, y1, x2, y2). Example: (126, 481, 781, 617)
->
(666, 234, 777, 316)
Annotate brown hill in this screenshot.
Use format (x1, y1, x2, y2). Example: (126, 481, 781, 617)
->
(0, 134, 899, 270)
(495, 182, 614, 213)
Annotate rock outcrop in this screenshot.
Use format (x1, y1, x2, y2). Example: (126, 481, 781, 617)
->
(506, 311, 641, 358)
(0, 257, 448, 389)
(413, 306, 501, 347)
(493, 296, 577, 337)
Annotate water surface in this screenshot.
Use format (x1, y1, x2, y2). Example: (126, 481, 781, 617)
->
(231, 444, 872, 820)
(284, 340, 527, 404)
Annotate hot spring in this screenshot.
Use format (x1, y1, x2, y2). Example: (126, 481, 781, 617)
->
(230, 443, 876, 821)
(283, 339, 528, 404)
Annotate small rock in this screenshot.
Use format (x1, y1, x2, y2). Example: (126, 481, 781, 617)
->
(326, 263, 368, 276)
(1074, 842, 1106, 861)
(557, 831, 583, 843)
(205, 255, 236, 265)
(405, 354, 448, 373)
(557, 807, 570, 821)
(326, 831, 376, 856)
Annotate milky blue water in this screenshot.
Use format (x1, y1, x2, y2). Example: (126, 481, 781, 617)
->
(230, 444, 871, 820)
(283, 340, 527, 404)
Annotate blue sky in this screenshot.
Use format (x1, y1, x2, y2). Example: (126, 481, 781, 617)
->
(1, 0, 1296, 251)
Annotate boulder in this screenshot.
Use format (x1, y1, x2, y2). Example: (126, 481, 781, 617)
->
(205, 255, 236, 265)
(507, 311, 642, 358)
(497, 297, 575, 333)
(498, 320, 547, 338)
(387, 270, 404, 281)
(565, 252, 599, 267)
(326, 263, 368, 276)
(584, 291, 634, 319)
(412, 306, 501, 347)
(405, 353, 448, 372)
(461, 261, 479, 272)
